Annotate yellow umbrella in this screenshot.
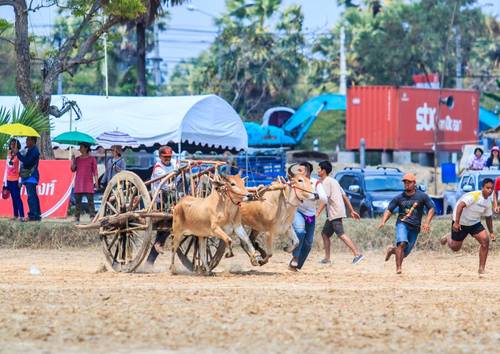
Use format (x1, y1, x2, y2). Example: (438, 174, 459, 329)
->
(0, 123, 40, 137)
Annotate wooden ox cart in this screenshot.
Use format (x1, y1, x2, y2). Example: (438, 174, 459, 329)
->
(78, 160, 233, 274)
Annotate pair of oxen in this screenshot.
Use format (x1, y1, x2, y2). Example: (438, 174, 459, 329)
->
(170, 172, 316, 274)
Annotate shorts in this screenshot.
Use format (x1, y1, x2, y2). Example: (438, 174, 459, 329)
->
(395, 221, 419, 257)
(451, 221, 485, 242)
(322, 218, 344, 238)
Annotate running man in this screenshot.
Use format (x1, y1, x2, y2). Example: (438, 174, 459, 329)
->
(317, 161, 364, 265)
(289, 162, 327, 271)
(440, 178, 495, 274)
(379, 173, 435, 274)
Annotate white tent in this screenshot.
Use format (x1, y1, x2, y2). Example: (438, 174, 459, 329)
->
(0, 94, 248, 151)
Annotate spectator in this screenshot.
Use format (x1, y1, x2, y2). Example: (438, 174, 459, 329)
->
(486, 146, 500, 169)
(2, 138, 24, 220)
(101, 145, 126, 188)
(15, 137, 41, 221)
(222, 151, 239, 175)
(71, 142, 98, 222)
(469, 147, 486, 170)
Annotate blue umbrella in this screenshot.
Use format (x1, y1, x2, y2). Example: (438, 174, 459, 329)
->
(95, 130, 139, 148)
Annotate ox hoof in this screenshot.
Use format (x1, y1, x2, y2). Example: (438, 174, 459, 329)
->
(257, 258, 268, 266)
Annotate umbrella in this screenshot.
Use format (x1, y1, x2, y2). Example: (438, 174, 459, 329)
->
(53, 131, 96, 145)
(0, 123, 40, 137)
(95, 130, 139, 148)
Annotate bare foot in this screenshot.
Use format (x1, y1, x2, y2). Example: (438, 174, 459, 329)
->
(154, 242, 164, 254)
(385, 245, 395, 262)
(478, 268, 485, 274)
(440, 235, 449, 246)
(396, 268, 402, 274)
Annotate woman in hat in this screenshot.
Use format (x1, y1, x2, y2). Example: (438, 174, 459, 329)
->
(71, 142, 98, 222)
(2, 138, 25, 220)
(486, 146, 500, 170)
(469, 147, 486, 170)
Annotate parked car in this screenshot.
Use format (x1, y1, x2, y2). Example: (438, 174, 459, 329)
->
(442, 169, 500, 214)
(334, 167, 404, 218)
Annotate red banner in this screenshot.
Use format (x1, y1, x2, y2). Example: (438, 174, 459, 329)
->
(0, 160, 74, 219)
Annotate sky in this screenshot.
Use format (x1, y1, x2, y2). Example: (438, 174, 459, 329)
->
(0, 0, 499, 79)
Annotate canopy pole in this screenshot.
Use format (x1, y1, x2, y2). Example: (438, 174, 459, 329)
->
(68, 109, 73, 160)
(177, 141, 181, 168)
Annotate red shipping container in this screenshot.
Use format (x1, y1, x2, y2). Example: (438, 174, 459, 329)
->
(346, 86, 479, 151)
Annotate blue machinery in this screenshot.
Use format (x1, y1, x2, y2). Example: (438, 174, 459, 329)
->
(245, 94, 347, 148)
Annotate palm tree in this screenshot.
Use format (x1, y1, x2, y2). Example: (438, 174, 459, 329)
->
(135, 0, 189, 96)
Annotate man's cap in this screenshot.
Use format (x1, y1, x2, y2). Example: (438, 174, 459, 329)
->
(402, 173, 416, 182)
(159, 146, 173, 157)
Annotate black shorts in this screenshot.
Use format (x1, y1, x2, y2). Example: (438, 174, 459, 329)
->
(451, 221, 485, 241)
(322, 218, 345, 238)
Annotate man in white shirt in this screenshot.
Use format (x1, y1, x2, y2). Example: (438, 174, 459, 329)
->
(146, 146, 175, 267)
(317, 161, 364, 265)
(440, 178, 495, 274)
(289, 162, 328, 271)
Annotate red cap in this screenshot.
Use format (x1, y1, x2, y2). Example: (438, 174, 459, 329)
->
(159, 146, 173, 157)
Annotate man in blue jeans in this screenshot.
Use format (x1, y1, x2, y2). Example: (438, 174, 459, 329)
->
(289, 162, 327, 271)
(14, 137, 41, 221)
(378, 173, 435, 274)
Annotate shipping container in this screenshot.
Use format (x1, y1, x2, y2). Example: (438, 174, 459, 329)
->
(346, 86, 479, 151)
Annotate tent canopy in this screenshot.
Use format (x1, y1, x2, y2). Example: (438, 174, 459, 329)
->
(0, 94, 248, 151)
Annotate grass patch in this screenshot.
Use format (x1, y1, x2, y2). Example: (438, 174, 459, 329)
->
(0, 219, 98, 249)
(0, 216, 497, 255)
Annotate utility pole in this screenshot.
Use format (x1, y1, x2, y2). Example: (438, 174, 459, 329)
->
(151, 23, 163, 95)
(56, 29, 63, 95)
(455, 27, 462, 89)
(339, 26, 347, 95)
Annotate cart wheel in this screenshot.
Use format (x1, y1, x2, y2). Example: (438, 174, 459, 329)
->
(176, 236, 226, 274)
(100, 171, 153, 273)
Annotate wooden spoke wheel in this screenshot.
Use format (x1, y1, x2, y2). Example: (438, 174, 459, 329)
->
(100, 171, 153, 272)
(176, 236, 226, 274)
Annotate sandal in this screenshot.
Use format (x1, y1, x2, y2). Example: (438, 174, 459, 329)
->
(319, 259, 331, 264)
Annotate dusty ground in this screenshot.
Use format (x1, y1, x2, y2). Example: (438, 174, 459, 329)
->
(0, 247, 499, 354)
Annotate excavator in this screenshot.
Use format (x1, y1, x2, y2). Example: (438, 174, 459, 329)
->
(245, 94, 346, 148)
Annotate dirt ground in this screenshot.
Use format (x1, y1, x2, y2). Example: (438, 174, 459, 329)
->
(1, 247, 499, 354)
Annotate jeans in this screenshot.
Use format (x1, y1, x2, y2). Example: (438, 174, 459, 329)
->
(7, 180, 24, 218)
(395, 221, 419, 257)
(292, 211, 316, 269)
(74, 193, 95, 220)
(24, 182, 41, 221)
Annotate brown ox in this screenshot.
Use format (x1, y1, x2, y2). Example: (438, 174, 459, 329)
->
(240, 174, 315, 264)
(170, 174, 262, 274)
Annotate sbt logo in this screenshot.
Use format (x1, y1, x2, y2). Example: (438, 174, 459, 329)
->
(416, 103, 462, 132)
